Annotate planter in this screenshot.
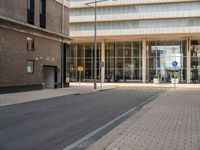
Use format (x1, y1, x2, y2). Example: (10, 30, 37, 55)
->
(171, 78, 179, 84)
(153, 78, 160, 84)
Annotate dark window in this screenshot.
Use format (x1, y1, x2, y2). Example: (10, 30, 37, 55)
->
(27, 37, 34, 51)
(27, 0, 34, 25)
(27, 60, 34, 74)
(40, 0, 46, 28)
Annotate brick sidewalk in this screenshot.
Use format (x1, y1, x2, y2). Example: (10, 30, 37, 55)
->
(88, 89, 200, 150)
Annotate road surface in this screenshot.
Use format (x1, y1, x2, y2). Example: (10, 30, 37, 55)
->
(0, 88, 162, 150)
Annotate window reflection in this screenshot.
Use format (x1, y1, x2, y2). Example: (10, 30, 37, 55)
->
(146, 41, 186, 83)
(191, 41, 200, 83)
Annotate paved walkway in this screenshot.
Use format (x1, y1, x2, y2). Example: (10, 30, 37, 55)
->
(0, 86, 111, 107)
(87, 88, 200, 150)
(1, 83, 200, 149)
(1, 82, 200, 107)
(71, 82, 200, 89)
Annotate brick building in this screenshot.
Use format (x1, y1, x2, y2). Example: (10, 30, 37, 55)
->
(0, 0, 71, 93)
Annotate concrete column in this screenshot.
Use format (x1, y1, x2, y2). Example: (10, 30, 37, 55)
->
(142, 39, 147, 83)
(187, 38, 191, 83)
(101, 41, 105, 83)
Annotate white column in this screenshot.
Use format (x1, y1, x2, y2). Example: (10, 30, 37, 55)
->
(101, 41, 105, 83)
(187, 38, 191, 83)
(142, 39, 147, 83)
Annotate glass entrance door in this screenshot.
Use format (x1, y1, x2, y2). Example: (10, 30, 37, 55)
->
(147, 41, 187, 83)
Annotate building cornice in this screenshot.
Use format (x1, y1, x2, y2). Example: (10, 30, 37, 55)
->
(70, 26, 200, 38)
(70, 10, 200, 23)
(70, 34, 200, 43)
(70, 0, 199, 9)
(0, 16, 72, 43)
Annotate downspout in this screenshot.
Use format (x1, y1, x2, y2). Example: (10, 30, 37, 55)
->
(61, 0, 65, 88)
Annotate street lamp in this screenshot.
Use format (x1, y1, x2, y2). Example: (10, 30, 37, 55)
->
(85, 0, 117, 89)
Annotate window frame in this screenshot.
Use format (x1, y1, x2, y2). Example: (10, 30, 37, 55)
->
(27, 37, 34, 51)
(40, 0, 46, 28)
(26, 60, 34, 74)
(27, 0, 35, 25)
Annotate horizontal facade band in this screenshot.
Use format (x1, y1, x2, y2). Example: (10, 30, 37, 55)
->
(70, 18, 200, 33)
(70, 0, 199, 9)
(71, 1, 200, 18)
(70, 10, 200, 23)
(70, 26, 200, 37)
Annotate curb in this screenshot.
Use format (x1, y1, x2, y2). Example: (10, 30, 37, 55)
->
(62, 89, 166, 150)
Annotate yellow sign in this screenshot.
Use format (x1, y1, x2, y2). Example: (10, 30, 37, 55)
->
(78, 66, 84, 72)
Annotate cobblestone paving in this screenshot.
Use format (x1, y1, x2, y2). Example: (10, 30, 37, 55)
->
(105, 89, 200, 150)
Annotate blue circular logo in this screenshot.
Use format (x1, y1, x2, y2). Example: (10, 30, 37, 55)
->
(172, 61, 178, 67)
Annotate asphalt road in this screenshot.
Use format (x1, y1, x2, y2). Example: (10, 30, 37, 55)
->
(0, 88, 162, 150)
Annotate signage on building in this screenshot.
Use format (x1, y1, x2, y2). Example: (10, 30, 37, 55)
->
(172, 61, 178, 68)
(78, 66, 84, 72)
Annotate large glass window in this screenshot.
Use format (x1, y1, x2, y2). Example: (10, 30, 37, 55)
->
(40, 0, 46, 28)
(105, 42, 142, 82)
(27, 0, 34, 25)
(27, 60, 34, 74)
(69, 42, 142, 82)
(68, 43, 101, 82)
(191, 40, 200, 83)
(27, 37, 34, 51)
(146, 41, 187, 83)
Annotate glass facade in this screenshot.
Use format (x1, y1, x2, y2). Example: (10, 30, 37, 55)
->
(68, 42, 142, 82)
(69, 1, 200, 84)
(191, 40, 200, 83)
(146, 41, 187, 83)
(68, 41, 196, 83)
(105, 42, 142, 82)
(67, 43, 101, 82)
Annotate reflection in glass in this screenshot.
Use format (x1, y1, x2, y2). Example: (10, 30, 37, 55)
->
(191, 42, 200, 83)
(68, 43, 101, 82)
(147, 41, 186, 83)
(105, 42, 142, 82)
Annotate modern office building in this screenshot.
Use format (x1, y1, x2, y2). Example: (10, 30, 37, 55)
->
(69, 0, 200, 84)
(0, 0, 70, 93)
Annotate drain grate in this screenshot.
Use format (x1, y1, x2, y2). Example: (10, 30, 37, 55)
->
(74, 93, 82, 96)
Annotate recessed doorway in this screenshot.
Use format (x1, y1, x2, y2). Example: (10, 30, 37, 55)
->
(43, 66, 57, 89)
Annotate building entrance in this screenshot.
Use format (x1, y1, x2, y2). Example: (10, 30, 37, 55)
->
(161, 69, 180, 83)
(43, 66, 57, 88)
(147, 41, 187, 83)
